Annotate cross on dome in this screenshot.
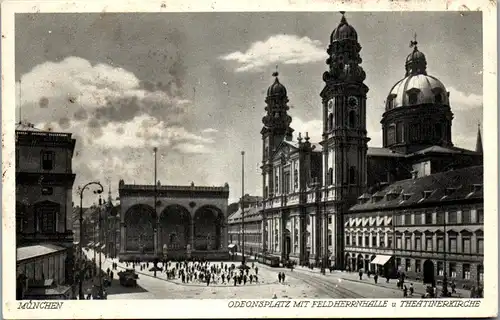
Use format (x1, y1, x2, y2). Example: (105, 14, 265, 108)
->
(409, 32, 418, 50)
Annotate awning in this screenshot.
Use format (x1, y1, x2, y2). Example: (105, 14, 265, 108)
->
(228, 244, 237, 249)
(371, 255, 392, 265)
(94, 242, 101, 247)
(101, 244, 106, 249)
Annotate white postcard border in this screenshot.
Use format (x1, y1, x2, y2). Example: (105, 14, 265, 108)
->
(1, 0, 498, 318)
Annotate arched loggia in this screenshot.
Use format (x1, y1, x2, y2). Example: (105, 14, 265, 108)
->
(159, 205, 191, 252)
(124, 204, 155, 252)
(193, 205, 224, 250)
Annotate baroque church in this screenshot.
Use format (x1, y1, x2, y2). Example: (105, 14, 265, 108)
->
(257, 12, 483, 279)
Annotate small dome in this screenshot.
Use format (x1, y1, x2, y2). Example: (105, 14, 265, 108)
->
(330, 14, 358, 43)
(406, 49, 426, 63)
(267, 76, 287, 98)
(386, 74, 449, 109)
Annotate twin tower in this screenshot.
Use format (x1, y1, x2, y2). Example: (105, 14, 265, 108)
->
(260, 13, 368, 266)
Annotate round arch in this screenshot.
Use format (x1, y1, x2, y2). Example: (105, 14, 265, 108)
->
(193, 205, 224, 251)
(159, 205, 191, 252)
(124, 204, 155, 253)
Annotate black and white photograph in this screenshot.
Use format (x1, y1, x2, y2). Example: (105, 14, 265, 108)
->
(2, 1, 498, 319)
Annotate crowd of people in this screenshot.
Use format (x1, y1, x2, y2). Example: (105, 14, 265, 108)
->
(123, 259, 264, 286)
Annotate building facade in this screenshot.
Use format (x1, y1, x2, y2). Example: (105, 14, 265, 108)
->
(15, 122, 77, 299)
(227, 195, 263, 255)
(231, 12, 484, 282)
(118, 180, 230, 261)
(347, 166, 483, 288)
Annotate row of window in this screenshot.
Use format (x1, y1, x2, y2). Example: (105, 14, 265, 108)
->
(386, 91, 444, 110)
(347, 208, 483, 229)
(326, 167, 357, 185)
(229, 234, 261, 244)
(398, 258, 483, 282)
(16, 150, 55, 171)
(346, 233, 484, 255)
(327, 110, 358, 131)
(394, 209, 484, 226)
(386, 122, 446, 145)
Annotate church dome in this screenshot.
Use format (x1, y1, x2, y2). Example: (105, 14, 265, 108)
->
(386, 40, 449, 110)
(267, 73, 287, 98)
(386, 74, 449, 110)
(330, 13, 358, 43)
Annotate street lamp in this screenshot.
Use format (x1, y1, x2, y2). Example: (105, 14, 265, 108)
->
(241, 151, 246, 265)
(153, 147, 159, 277)
(78, 181, 103, 300)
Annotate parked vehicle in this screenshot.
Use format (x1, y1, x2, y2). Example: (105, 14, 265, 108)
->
(118, 269, 139, 287)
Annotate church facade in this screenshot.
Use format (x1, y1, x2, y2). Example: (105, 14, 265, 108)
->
(252, 12, 484, 279)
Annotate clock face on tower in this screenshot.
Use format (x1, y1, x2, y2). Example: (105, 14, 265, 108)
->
(347, 96, 359, 110)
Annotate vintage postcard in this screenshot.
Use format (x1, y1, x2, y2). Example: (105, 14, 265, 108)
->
(1, 0, 498, 318)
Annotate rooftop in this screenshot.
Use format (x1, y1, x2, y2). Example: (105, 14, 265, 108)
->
(350, 165, 483, 212)
(17, 244, 66, 262)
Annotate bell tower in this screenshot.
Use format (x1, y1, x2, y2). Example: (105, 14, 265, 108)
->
(320, 12, 370, 269)
(261, 70, 294, 199)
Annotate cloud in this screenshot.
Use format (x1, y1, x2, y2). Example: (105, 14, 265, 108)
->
(220, 35, 326, 72)
(290, 117, 323, 143)
(20, 57, 216, 205)
(448, 87, 482, 111)
(18, 56, 189, 127)
(202, 128, 218, 134)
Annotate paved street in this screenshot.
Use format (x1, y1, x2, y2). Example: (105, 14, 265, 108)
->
(82, 249, 426, 299)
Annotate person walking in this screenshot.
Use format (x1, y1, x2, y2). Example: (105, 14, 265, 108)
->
(374, 274, 378, 284)
(359, 270, 363, 280)
(278, 273, 282, 283)
(409, 283, 414, 296)
(255, 266, 259, 275)
(451, 280, 456, 295)
(403, 285, 408, 297)
(282, 272, 286, 283)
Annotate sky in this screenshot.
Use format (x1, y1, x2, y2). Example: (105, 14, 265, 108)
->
(15, 12, 483, 206)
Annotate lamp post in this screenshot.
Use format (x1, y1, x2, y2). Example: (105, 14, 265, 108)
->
(241, 151, 246, 265)
(98, 195, 104, 298)
(153, 147, 158, 277)
(78, 181, 103, 300)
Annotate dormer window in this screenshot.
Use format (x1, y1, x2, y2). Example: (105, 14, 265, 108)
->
(434, 93, 442, 104)
(422, 190, 433, 199)
(432, 87, 444, 104)
(472, 184, 483, 193)
(408, 93, 418, 104)
(445, 187, 457, 196)
(386, 190, 399, 201)
(386, 94, 397, 110)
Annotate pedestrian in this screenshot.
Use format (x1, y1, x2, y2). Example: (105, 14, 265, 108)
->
(359, 270, 363, 280)
(451, 280, 456, 294)
(206, 274, 211, 286)
(278, 273, 282, 283)
(403, 285, 408, 297)
(374, 274, 378, 284)
(470, 286, 476, 298)
(282, 272, 286, 283)
(255, 266, 259, 275)
(409, 283, 414, 296)
(243, 274, 247, 285)
(254, 275, 259, 283)
(234, 276, 237, 286)
(249, 274, 253, 284)
(221, 274, 225, 284)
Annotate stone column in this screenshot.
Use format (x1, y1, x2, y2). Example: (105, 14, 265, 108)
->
(120, 222, 126, 255)
(190, 221, 195, 249)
